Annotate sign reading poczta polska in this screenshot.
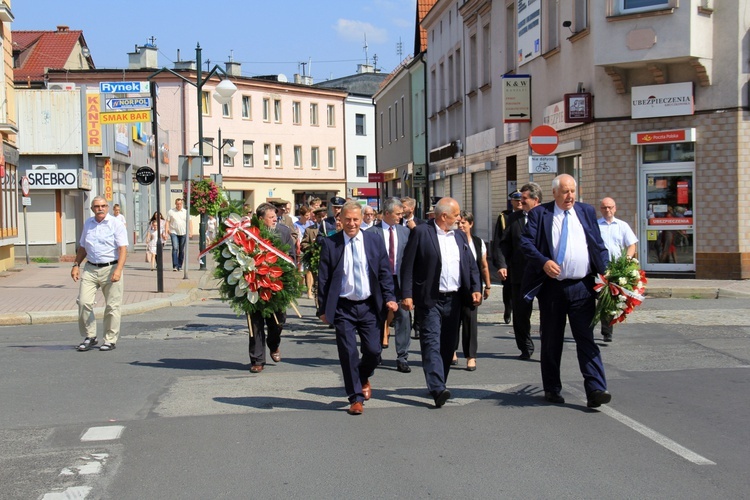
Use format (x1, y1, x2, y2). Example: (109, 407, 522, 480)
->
(99, 81, 150, 94)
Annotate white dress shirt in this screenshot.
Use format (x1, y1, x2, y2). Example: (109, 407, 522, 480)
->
(80, 214, 129, 264)
(552, 205, 590, 280)
(598, 217, 638, 259)
(340, 232, 371, 300)
(436, 227, 461, 292)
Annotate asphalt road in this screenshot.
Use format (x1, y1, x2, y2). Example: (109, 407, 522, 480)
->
(1, 296, 748, 499)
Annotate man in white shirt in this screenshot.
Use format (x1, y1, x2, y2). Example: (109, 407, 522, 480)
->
(360, 205, 376, 230)
(166, 198, 190, 271)
(597, 197, 638, 342)
(113, 204, 126, 227)
(71, 196, 129, 352)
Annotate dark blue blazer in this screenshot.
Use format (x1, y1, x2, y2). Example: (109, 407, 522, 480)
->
(400, 219, 481, 309)
(519, 201, 609, 300)
(316, 229, 396, 324)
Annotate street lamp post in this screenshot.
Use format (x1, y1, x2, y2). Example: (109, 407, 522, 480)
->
(150, 43, 237, 272)
(189, 127, 238, 181)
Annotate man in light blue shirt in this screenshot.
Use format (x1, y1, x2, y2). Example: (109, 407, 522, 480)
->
(597, 197, 638, 342)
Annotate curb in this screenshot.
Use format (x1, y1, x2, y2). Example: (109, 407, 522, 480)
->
(0, 271, 216, 327)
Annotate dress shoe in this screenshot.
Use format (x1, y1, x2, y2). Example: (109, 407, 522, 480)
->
(603, 334, 613, 343)
(396, 361, 411, 373)
(518, 352, 531, 360)
(249, 365, 264, 373)
(503, 310, 512, 324)
(270, 350, 281, 362)
(466, 358, 477, 371)
(434, 389, 451, 408)
(451, 354, 459, 366)
(381, 340, 389, 349)
(362, 381, 372, 401)
(587, 390, 612, 408)
(348, 401, 364, 415)
(544, 391, 565, 404)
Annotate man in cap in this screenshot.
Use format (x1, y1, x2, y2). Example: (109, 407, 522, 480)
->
(492, 190, 524, 324)
(324, 196, 346, 236)
(272, 199, 298, 247)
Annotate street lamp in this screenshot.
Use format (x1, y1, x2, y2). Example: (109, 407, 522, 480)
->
(189, 127, 238, 179)
(150, 43, 237, 271)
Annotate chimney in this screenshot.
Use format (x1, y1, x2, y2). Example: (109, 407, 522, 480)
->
(357, 64, 375, 74)
(128, 44, 158, 70)
(56, 25, 70, 32)
(225, 60, 241, 77)
(173, 48, 196, 70)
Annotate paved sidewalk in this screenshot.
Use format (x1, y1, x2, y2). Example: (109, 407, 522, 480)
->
(1, 241, 749, 326)
(0, 241, 219, 326)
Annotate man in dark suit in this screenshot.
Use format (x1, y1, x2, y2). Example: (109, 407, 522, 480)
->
(401, 197, 482, 408)
(248, 203, 297, 373)
(368, 197, 412, 373)
(317, 201, 399, 415)
(492, 190, 524, 324)
(400, 196, 425, 229)
(499, 183, 543, 360)
(519, 174, 612, 408)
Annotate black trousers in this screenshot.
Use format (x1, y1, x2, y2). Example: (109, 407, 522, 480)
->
(248, 311, 286, 366)
(457, 305, 478, 359)
(511, 283, 535, 356)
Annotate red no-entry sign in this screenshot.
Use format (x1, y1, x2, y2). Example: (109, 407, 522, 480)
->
(528, 125, 559, 155)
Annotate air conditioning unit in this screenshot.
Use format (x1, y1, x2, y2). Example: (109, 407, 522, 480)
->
(48, 82, 76, 91)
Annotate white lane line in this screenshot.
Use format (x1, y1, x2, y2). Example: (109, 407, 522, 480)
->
(80, 425, 124, 441)
(41, 486, 92, 499)
(566, 386, 716, 465)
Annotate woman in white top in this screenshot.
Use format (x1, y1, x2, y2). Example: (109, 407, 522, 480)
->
(454, 211, 492, 371)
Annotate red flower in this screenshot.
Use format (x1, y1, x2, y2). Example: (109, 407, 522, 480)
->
(259, 288, 272, 301)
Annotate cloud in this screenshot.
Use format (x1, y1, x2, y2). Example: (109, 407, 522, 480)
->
(392, 17, 412, 28)
(335, 19, 388, 43)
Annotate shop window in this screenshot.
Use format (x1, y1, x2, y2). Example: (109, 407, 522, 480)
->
(642, 143, 695, 163)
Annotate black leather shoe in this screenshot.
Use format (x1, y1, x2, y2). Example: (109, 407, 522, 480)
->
(396, 361, 411, 373)
(518, 352, 531, 360)
(603, 335, 613, 343)
(544, 391, 565, 404)
(503, 310, 511, 324)
(434, 389, 451, 408)
(587, 390, 612, 408)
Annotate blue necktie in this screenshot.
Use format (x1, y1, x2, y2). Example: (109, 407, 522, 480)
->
(556, 210, 569, 266)
(351, 238, 363, 297)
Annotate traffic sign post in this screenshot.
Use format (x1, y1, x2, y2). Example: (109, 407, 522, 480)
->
(20, 175, 30, 264)
(528, 125, 560, 155)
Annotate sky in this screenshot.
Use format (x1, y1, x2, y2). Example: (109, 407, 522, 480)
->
(12, 0, 418, 82)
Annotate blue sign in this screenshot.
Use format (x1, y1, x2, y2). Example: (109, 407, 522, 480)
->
(99, 81, 150, 94)
(105, 97, 152, 110)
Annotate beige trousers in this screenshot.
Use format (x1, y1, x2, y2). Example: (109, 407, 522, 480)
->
(78, 263, 124, 344)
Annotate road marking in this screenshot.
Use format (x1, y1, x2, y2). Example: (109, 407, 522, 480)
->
(80, 425, 124, 441)
(41, 486, 92, 499)
(566, 386, 715, 465)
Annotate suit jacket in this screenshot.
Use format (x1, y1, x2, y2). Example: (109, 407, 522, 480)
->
(273, 222, 297, 263)
(300, 225, 319, 254)
(279, 214, 299, 244)
(499, 210, 528, 285)
(490, 211, 511, 269)
(316, 229, 397, 324)
(519, 201, 609, 300)
(400, 219, 481, 309)
(367, 221, 410, 288)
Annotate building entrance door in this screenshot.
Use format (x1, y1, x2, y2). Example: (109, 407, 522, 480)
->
(639, 165, 695, 272)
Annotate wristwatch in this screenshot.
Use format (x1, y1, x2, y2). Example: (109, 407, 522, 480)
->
(72, 262, 80, 268)
(485, 285, 491, 289)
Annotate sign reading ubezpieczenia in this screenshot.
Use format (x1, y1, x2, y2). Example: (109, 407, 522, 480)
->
(631, 82, 694, 119)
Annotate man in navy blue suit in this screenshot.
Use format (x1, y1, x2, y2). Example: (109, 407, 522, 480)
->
(520, 174, 612, 408)
(401, 197, 482, 408)
(317, 201, 399, 415)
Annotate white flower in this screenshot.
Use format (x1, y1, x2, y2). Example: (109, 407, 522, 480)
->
(637, 281, 643, 289)
(631, 270, 639, 278)
(631, 258, 639, 265)
(618, 277, 628, 286)
(617, 302, 626, 310)
(226, 267, 244, 285)
(618, 294, 627, 302)
(247, 290, 259, 304)
(224, 259, 237, 271)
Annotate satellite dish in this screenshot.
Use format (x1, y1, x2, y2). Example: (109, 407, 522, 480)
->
(277, 73, 288, 83)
